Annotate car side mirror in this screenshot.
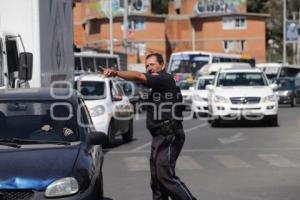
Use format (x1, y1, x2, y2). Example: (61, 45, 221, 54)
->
(189, 86, 195, 91)
(18, 52, 33, 80)
(113, 95, 123, 101)
(206, 84, 214, 91)
(270, 83, 278, 91)
(88, 131, 107, 145)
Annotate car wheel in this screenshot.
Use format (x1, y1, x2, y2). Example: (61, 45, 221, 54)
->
(193, 112, 197, 119)
(104, 121, 115, 148)
(291, 96, 297, 107)
(211, 117, 221, 127)
(268, 115, 279, 127)
(93, 172, 104, 200)
(138, 107, 143, 113)
(122, 119, 133, 143)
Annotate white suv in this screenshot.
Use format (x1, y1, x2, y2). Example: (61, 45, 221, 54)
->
(207, 68, 278, 127)
(75, 74, 134, 147)
(191, 75, 214, 118)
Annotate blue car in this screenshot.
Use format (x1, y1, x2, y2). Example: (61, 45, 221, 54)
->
(0, 88, 106, 199)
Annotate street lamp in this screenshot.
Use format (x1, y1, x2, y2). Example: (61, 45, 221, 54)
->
(268, 39, 274, 62)
(283, 0, 287, 64)
(109, 0, 113, 55)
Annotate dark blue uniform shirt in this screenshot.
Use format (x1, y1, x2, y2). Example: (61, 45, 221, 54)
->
(143, 71, 184, 130)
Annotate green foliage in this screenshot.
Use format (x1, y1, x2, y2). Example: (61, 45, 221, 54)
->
(152, 0, 168, 14)
(248, 0, 300, 62)
(247, 0, 268, 13)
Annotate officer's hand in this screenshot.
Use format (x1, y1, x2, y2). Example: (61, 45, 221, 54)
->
(99, 67, 118, 77)
(41, 125, 52, 132)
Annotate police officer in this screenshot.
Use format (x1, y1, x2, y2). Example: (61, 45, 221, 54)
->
(102, 53, 197, 200)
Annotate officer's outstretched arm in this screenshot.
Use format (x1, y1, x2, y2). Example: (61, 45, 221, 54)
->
(101, 68, 147, 84)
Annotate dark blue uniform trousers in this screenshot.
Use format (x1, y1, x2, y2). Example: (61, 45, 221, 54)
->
(150, 129, 197, 200)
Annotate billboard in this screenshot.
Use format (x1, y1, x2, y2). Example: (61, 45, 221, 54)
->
(194, 0, 247, 16)
(286, 21, 299, 43)
(91, 0, 150, 17)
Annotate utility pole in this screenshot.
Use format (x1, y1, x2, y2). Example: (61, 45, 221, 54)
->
(192, 24, 195, 51)
(123, 0, 128, 54)
(298, 9, 300, 65)
(293, 12, 297, 65)
(283, 0, 287, 64)
(109, 0, 113, 55)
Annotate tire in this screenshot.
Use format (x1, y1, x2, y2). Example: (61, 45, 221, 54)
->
(193, 112, 197, 119)
(122, 120, 133, 143)
(211, 117, 221, 127)
(291, 96, 297, 107)
(93, 172, 104, 200)
(104, 121, 114, 148)
(268, 115, 279, 127)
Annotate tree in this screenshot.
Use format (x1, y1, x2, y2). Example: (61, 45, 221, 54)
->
(247, 0, 268, 13)
(248, 0, 300, 63)
(152, 0, 168, 14)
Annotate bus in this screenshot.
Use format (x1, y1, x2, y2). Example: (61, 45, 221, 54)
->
(256, 63, 300, 80)
(74, 52, 121, 75)
(167, 51, 255, 86)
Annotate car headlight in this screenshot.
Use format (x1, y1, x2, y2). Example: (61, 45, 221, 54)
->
(283, 90, 291, 96)
(90, 105, 105, 117)
(214, 95, 227, 103)
(45, 177, 79, 197)
(192, 95, 205, 102)
(263, 94, 277, 103)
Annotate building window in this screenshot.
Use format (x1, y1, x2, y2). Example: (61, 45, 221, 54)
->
(137, 42, 146, 56)
(134, 18, 145, 30)
(222, 17, 246, 29)
(224, 40, 246, 52)
(89, 19, 101, 34)
(122, 17, 146, 31)
(127, 42, 146, 55)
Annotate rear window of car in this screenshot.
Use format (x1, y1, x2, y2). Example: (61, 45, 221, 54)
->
(275, 79, 294, 90)
(197, 78, 214, 90)
(75, 81, 106, 100)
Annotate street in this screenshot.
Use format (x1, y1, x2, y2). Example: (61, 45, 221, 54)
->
(103, 106, 300, 200)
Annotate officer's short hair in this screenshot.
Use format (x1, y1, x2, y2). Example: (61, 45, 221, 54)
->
(146, 53, 164, 65)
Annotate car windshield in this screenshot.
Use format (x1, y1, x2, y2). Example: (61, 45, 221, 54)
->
(119, 81, 137, 96)
(274, 79, 294, 90)
(0, 101, 79, 143)
(197, 78, 214, 90)
(178, 82, 193, 90)
(217, 72, 267, 87)
(169, 54, 210, 75)
(76, 81, 106, 100)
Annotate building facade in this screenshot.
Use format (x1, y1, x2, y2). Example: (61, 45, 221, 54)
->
(73, 0, 166, 71)
(73, 0, 268, 70)
(166, 0, 268, 63)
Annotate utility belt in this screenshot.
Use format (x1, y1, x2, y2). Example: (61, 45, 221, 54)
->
(150, 119, 179, 137)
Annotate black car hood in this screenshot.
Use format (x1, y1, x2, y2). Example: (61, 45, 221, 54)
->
(0, 146, 79, 190)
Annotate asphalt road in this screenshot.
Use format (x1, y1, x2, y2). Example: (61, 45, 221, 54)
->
(102, 105, 300, 200)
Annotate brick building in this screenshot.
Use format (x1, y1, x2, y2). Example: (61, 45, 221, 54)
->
(166, 0, 268, 63)
(73, 0, 269, 70)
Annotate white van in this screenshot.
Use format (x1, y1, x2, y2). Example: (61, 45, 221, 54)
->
(256, 63, 300, 80)
(74, 52, 121, 75)
(198, 62, 252, 76)
(75, 74, 134, 147)
(191, 75, 215, 117)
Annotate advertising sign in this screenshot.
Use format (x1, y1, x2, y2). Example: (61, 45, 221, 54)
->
(286, 20, 299, 43)
(194, 0, 247, 16)
(92, 0, 150, 17)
